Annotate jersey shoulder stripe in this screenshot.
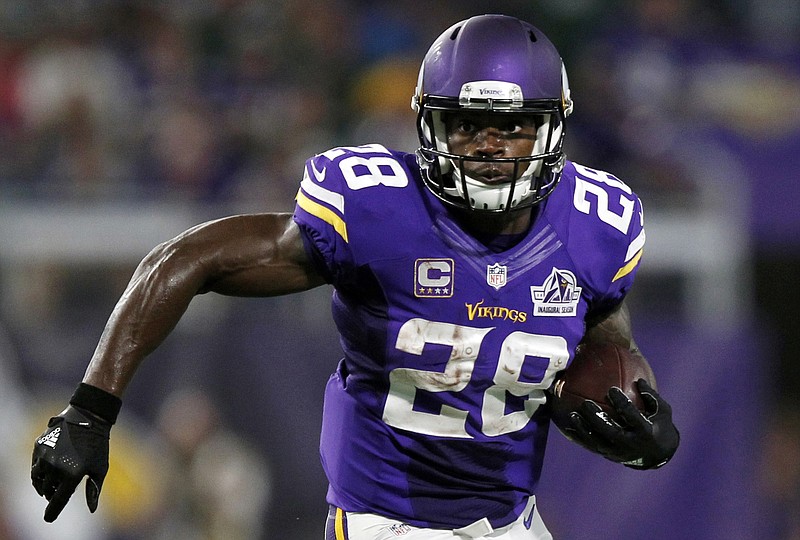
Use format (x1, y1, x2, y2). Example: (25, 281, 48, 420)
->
(613, 228, 646, 281)
(297, 165, 349, 242)
(613, 247, 643, 282)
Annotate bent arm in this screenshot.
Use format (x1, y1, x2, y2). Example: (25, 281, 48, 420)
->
(83, 213, 324, 396)
(571, 300, 679, 468)
(582, 300, 655, 386)
(582, 300, 637, 349)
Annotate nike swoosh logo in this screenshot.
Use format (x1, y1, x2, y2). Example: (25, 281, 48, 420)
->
(523, 503, 535, 529)
(311, 160, 326, 182)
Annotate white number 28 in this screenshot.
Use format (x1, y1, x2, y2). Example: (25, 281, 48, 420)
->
(572, 163, 636, 234)
(321, 144, 409, 190)
(382, 319, 568, 439)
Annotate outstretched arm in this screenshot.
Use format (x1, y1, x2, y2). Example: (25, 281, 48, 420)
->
(31, 212, 325, 521)
(85, 212, 324, 396)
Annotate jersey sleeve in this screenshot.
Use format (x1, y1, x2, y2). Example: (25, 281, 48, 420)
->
(293, 150, 356, 286)
(566, 162, 646, 318)
(594, 195, 645, 315)
(292, 144, 414, 288)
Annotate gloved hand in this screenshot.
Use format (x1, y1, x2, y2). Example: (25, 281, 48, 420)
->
(31, 405, 112, 522)
(31, 383, 121, 522)
(567, 379, 679, 469)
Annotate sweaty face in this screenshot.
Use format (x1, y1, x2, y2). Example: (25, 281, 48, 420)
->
(444, 111, 539, 184)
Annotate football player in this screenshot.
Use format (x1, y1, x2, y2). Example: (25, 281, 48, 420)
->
(30, 14, 679, 539)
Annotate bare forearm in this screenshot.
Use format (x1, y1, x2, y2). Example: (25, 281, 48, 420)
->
(82, 213, 322, 396)
(582, 301, 658, 389)
(583, 301, 639, 353)
(83, 232, 214, 395)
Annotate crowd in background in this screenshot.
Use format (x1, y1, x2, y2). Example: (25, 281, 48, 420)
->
(0, 1, 799, 538)
(0, 0, 793, 207)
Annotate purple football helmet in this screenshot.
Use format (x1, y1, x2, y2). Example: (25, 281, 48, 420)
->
(412, 14, 573, 212)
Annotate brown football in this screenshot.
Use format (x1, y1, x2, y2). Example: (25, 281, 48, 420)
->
(549, 341, 655, 433)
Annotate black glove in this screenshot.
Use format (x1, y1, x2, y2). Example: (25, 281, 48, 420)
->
(31, 383, 121, 522)
(567, 379, 679, 470)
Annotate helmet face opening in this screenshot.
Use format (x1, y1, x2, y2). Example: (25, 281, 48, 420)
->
(412, 14, 573, 213)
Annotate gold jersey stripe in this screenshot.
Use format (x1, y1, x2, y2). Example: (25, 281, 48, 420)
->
(612, 249, 643, 282)
(296, 189, 349, 243)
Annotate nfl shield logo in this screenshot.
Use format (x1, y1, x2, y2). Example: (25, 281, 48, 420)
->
(487, 263, 507, 290)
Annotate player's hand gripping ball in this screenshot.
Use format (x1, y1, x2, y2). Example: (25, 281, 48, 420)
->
(548, 341, 679, 469)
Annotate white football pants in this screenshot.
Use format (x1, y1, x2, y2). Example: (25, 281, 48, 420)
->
(325, 496, 553, 540)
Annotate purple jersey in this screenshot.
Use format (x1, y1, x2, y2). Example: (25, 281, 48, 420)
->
(293, 144, 645, 529)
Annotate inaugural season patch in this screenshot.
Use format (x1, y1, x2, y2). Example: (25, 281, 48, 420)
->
(530, 268, 582, 317)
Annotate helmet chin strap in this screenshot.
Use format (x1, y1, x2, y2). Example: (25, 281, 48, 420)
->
(449, 162, 539, 211)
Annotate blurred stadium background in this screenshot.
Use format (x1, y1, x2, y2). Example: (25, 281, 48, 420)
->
(0, 1, 798, 538)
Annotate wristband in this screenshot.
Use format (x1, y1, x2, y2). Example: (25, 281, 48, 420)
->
(69, 383, 122, 425)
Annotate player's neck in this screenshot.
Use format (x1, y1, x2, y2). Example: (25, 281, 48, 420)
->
(455, 206, 537, 237)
